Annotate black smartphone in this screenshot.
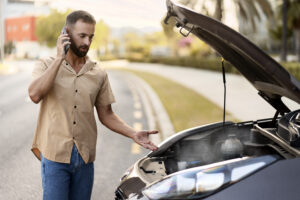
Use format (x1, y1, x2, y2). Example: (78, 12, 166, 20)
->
(61, 27, 70, 54)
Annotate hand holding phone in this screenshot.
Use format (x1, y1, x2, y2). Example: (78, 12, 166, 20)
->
(61, 27, 70, 54)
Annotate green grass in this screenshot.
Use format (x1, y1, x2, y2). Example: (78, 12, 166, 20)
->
(122, 69, 236, 132)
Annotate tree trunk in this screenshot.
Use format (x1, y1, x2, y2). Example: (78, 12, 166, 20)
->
(214, 0, 223, 21)
(295, 29, 300, 63)
(281, 0, 288, 62)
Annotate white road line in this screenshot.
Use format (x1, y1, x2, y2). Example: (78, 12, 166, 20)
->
(131, 143, 141, 154)
(134, 102, 142, 109)
(133, 111, 143, 119)
(133, 94, 139, 102)
(132, 122, 143, 154)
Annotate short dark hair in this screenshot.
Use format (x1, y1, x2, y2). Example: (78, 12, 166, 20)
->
(66, 10, 96, 26)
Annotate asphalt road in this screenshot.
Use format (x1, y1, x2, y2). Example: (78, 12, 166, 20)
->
(0, 60, 151, 200)
(122, 62, 299, 121)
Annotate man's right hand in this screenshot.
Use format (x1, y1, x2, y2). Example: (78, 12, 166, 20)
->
(57, 34, 71, 59)
(28, 34, 70, 104)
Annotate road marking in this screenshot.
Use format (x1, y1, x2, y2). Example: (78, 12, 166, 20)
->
(134, 102, 141, 109)
(133, 111, 143, 119)
(131, 143, 141, 154)
(133, 122, 143, 131)
(133, 94, 139, 102)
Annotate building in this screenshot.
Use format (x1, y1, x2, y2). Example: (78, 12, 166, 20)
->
(5, 16, 37, 43)
(2, 0, 52, 59)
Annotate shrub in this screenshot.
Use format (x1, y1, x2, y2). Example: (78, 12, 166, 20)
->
(126, 56, 300, 81)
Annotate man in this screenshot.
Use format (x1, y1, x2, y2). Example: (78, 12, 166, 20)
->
(28, 10, 158, 200)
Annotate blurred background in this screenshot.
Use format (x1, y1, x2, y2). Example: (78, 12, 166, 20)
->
(0, 1, 300, 199)
(0, 0, 300, 73)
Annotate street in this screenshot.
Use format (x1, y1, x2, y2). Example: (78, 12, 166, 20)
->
(0, 60, 151, 200)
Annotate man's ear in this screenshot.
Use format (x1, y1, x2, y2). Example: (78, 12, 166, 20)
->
(65, 25, 71, 34)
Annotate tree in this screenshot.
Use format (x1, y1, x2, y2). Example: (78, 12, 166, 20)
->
(274, 0, 300, 62)
(90, 20, 110, 56)
(35, 9, 71, 47)
(281, 0, 288, 61)
(162, 0, 274, 57)
(4, 41, 15, 55)
(287, 0, 300, 62)
(180, 0, 274, 31)
(123, 32, 149, 59)
(160, 16, 182, 56)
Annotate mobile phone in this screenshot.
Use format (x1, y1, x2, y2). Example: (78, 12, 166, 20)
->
(61, 27, 70, 54)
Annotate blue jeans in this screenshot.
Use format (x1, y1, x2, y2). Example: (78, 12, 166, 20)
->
(41, 145, 94, 200)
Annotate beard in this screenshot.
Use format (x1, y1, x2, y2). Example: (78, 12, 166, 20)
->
(69, 33, 89, 58)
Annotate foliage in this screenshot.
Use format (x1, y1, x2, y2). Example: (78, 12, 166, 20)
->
(127, 56, 237, 73)
(4, 41, 15, 54)
(123, 31, 172, 60)
(123, 32, 149, 59)
(35, 9, 111, 55)
(273, 0, 300, 62)
(35, 9, 71, 47)
(189, 37, 212, 57)
(126, 55, 300, 81)
(234, 0, 274, 31)
(269, 24, 293, 41)
(160, 16, 182, 56)
(282, 62, 300, 80)
(90, 20, 110, 52)
(274, 0, 300, 29)
(177, 0, 274, 30)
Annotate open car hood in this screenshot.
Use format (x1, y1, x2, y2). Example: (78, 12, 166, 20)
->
(166, 0, 300, 114)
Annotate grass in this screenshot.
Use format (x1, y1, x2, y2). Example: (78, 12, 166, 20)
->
(122, 69, 236, 132)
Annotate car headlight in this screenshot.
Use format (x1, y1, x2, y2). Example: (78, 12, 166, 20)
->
(142, 155, 278, 200)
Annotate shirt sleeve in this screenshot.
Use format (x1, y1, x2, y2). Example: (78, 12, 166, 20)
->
(95, 72, 116, 107)
(32, 59, 48, 79)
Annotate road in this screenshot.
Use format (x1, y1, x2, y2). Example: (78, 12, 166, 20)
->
(121, 62, 299, 121)
(0, 60, 151, 200)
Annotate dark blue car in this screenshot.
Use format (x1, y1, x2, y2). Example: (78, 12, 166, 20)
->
(115, 1, 300, 199)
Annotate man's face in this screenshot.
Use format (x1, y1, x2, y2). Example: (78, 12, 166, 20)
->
(68, 20, 95, 57)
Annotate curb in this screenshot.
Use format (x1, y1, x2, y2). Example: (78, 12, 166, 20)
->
(103, 60, 175, 144)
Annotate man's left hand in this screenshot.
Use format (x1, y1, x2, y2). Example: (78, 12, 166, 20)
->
(132, 130, 159, 151)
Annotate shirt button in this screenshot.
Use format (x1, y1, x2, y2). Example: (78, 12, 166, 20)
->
(73, 121, 76, 125)
(74, 105, 77, 109)
(75, 89, 78, 93)
(66, 63, 68, 65)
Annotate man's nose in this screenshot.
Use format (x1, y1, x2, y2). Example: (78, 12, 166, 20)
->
(83, 37, 91, 46)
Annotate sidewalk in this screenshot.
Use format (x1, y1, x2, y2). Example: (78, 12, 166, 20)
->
(106, 60, 299, 121)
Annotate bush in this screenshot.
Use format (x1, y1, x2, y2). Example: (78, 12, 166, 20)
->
(126, 56, 238, 73)
(126, 56, 300, 81)
(282, 62, 300, 81)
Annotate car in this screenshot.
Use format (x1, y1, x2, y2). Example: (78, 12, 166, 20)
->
(115, 0, 300, 199)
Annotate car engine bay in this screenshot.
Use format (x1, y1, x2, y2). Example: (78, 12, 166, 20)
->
(137, 110, 300, 182)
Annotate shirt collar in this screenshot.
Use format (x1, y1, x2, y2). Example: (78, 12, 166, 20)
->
(63, 56, 96, 76)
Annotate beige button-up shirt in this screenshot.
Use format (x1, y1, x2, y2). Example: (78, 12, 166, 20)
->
(31, 56, 115, 164)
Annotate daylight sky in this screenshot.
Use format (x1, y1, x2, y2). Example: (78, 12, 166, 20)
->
(50, 0, 167, 30)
